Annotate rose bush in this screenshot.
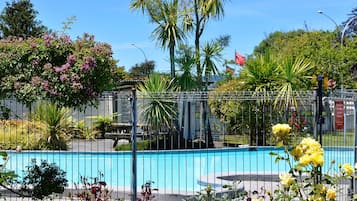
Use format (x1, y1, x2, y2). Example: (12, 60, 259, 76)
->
(270, 123, 355, 201)
(0, 33, 116, 108)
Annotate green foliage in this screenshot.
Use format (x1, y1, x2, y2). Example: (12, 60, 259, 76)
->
(131, 0, 186, 78)
(115, 140, 150, 151)
(201, 40, 224, 89)
(252, 30, 357, 89)
(138, 73, 177, 133)
(0, 33, 117, 108)
(72, 120, 97, 140)
(0, 120, 45, 150)
(20, 159, 68, 200)
(31, 102, 73, 150)
(128, 60, 155, 80)
(0, 151, 18, 187)
(87, 113, 118, 138)
(0, 103, 10, 119)
(0, 0, 47, 38)
(175, 44, 197, 91)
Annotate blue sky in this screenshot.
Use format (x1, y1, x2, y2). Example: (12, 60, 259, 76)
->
(0, 0, 356, 73)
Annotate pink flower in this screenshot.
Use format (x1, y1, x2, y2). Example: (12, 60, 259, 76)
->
(43, 63, 52, 71)
(54, 66, 62, 73)
(81, 63, 90, 71)
(60, 75, 68, 82)
(60, 35, 71, 43)
(42, 80, 49, 90)
(71, 82, 83, 90)
(54, 63, 70, 73)
(61, 63, 70, 71)
(67, 55, 76, 65)
(31, 76, 41, 86)
(43, 34, 54, 46)
(31, 58, 39, 66)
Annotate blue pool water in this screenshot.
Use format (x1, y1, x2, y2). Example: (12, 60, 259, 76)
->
(4, 147, 355, 193)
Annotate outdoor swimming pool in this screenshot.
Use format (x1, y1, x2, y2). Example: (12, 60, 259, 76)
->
(5, 147, 355, 193)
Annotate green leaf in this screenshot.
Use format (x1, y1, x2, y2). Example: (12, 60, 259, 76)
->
(0, 152, 7, 157)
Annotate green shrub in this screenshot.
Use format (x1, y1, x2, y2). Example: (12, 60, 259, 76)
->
(115, 140, 150, 151)
(20, 159, 68, 200)
(72, 120, 98, 140)
(31, 102, 73, 150)
(0, 120, 44, 150)
(87, 113, 118, 138)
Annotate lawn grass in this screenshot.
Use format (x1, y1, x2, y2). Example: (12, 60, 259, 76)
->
(220, 131, 356, 147)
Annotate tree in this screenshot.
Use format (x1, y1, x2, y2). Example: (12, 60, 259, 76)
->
(137, 73, 177, 134)
(201, 40, 224, 89)
(0, 33, 117, 108)
(252, 30, 357, 89)
(128, 60, 155, 79)
(130, 0, 186, 79)
(183, 0, 226, 89)
(274, 57, 313, 110)
(175, 44, 197, 91)
(0, 0, 47, 39)
(238, 53, 279, 92)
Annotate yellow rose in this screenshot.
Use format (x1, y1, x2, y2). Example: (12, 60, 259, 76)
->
(342, 163, 354, 176)
(310, 152, 324, 167)
(279, 173, 294, 188)
(272, 124, 291, 142)
(299, 154, 311, 166)
(290, 145, 303, 160)
(309, 195, 324, 201)
(326, 188, 336, 200)
(300, 137, 321, 152)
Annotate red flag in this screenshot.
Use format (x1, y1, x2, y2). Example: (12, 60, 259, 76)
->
(235, 52, 245, 66)
(226, 66, 235, 74)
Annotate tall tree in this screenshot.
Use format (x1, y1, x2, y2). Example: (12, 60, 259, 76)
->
(183, 0, 226, 89)
(130, 0, 186, 79)
(0, 0, 47, 39)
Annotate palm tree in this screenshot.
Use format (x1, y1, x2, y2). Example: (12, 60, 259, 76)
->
(31, 102, 72, 150)
(274, 57, 313, 110)
(130, 0, 186, 79)
(201, 40, 223, 89)
(137, 73, 177, 134)
(175, 44, 197, 91)
(183, 0, 226, 89)
(238, 53, 279, 146)
(239, 53, 279, 93)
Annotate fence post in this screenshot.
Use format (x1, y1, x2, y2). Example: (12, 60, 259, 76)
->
(317, 75, 324, 184)
(353, 100, 357, 195)
(131, 88, 137, 201)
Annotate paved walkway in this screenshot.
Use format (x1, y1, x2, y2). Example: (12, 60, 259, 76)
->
(68, 138, 131, 152)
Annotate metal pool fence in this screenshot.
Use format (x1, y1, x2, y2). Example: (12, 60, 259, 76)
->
(1, 90, 357, 200)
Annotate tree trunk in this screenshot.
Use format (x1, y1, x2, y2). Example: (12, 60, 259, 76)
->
(169, 44, 175, 79)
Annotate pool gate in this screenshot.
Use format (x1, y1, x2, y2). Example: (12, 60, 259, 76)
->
(1, 89, 357, 200)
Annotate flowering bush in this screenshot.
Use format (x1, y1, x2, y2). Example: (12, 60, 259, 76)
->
(270, 123, 355, 201)
(0, 33, 116, 108)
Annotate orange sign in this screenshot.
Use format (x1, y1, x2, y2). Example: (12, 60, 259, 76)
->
(335, 101, 344, 130)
